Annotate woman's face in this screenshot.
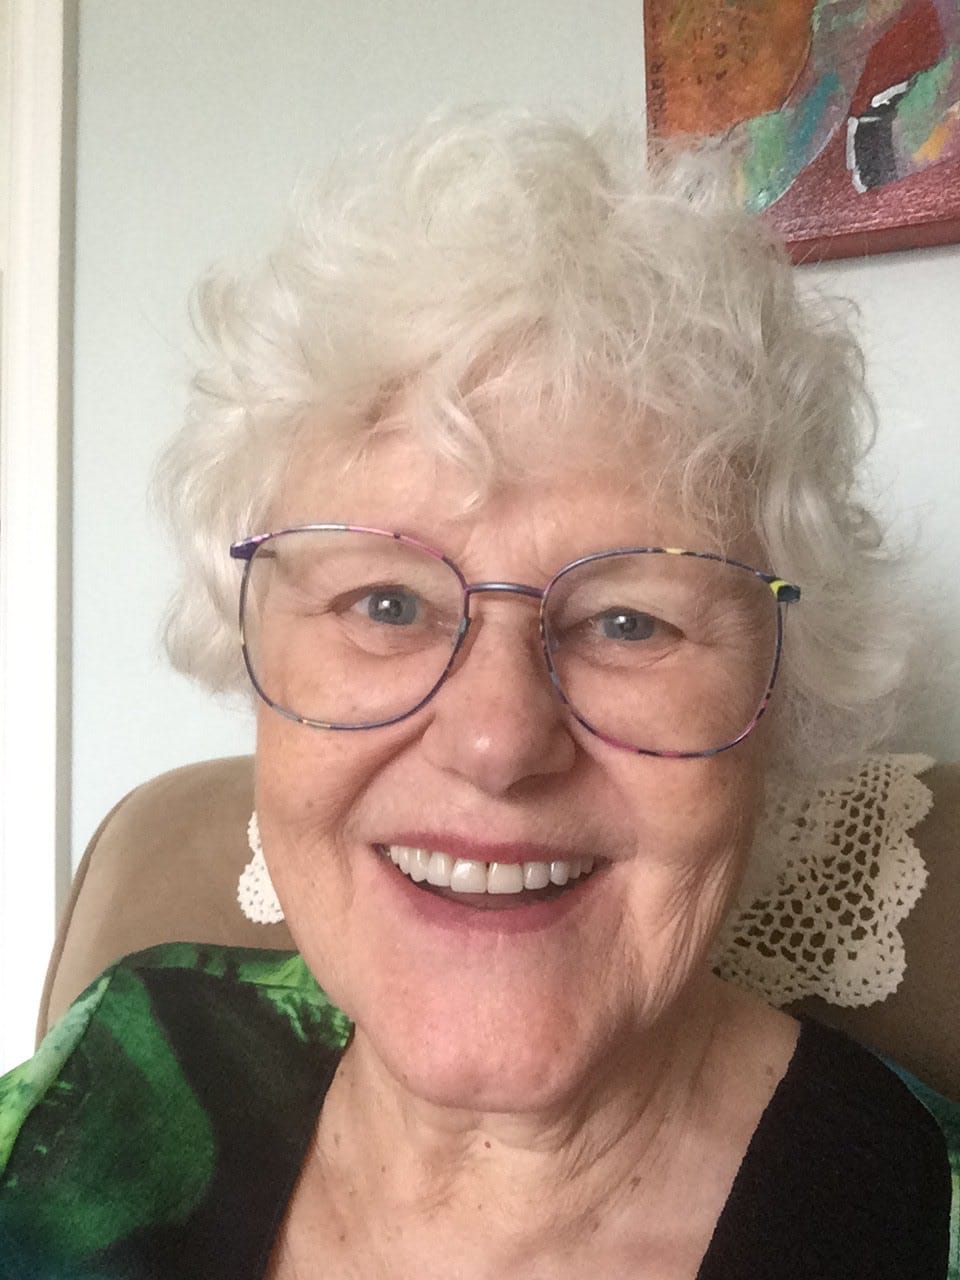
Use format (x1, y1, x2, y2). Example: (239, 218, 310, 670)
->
(254, 426, 766, 1113)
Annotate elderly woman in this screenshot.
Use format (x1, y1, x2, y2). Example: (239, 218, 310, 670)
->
(1, 112, 957, 1279)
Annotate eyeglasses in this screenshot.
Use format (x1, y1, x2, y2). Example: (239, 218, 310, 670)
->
(230, 525, 800, 758)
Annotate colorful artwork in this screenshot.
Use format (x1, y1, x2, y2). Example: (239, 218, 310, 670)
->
(645, 0, 960, 260)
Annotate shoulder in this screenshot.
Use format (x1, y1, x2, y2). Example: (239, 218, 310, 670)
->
(0, 944, 350, 1279)
(786, 1019, 960, 1191)
(3, 944, 348, 1136)
(706, 1017, 959, 1280)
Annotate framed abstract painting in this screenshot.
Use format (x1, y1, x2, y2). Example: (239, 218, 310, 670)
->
(645, 0, 960, 260)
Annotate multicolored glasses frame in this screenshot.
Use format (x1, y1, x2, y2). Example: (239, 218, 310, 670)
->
(229, 524, 801, 759)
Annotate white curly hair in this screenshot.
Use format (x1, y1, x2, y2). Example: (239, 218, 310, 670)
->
(155, 108, 909, 779)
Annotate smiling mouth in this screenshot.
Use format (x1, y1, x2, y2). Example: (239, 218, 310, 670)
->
(376, 845, 599, 909)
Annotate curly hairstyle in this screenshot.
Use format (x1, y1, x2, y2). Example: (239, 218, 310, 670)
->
(155, 108, 909, 778)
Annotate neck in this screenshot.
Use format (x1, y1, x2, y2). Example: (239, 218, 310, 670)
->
(311, 975, 734, 1249)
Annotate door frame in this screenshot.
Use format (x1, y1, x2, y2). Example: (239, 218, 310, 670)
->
(0, 0, 75, 1071)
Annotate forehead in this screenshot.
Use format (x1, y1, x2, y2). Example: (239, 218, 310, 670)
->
(274, 424, 743, 570)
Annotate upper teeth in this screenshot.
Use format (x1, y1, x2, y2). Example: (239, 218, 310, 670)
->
(384, 847, 596, 894)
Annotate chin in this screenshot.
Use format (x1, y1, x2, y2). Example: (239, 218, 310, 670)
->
(382, 1029, 591, 1115)
(346, 968, 621, 1116)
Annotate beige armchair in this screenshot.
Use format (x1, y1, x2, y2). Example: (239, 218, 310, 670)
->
(39, 756, 960, 1099)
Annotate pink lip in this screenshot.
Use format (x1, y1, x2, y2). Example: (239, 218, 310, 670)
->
(375, 832, 594, 865)
(374, 846, 605, 935)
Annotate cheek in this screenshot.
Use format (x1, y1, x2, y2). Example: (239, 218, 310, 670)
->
(612, 750, 762, 985)
(615, 740, 763, 858)
(252, 716, 365, 1013)
(252, 712, 372, 931)
(254, 703, 405, 835)
(252, 709, 424, 1000)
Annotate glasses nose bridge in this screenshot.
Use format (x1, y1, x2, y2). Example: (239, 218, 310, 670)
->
(452, 580, 555, 699)
(458, 580, 549, 653)
(463, 580, 546, 607)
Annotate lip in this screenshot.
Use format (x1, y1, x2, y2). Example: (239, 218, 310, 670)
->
(375, 832, 597, 866)
(371, 842, 606, 935)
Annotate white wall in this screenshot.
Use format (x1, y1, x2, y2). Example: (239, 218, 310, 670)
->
(72, 0, 646, 864)
(73, 0, 960, 875)
(806, 249, 960, 765)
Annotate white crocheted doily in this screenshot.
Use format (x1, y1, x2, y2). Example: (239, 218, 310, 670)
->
(713, 753, 934, 1008)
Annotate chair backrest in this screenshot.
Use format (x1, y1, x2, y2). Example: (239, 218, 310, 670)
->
(40, 756, 960, 1099)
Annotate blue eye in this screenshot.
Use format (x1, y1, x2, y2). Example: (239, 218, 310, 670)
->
(597, 609, 657, 641)
(360, 587, 421, 626)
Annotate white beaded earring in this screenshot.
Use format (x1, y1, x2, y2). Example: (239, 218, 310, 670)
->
(237, 811, 285, 923)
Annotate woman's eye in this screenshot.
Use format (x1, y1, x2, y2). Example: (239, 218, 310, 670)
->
(355, 587, 421, 626)
(595, 608, 660, 641)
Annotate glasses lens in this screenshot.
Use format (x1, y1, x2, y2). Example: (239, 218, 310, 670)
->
(241, 529, 464, 727)
(543, 552, 780, 754)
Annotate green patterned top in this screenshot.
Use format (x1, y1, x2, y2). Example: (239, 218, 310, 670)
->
(0, 943, 957, 1279)
(0, 944, 348, 1280)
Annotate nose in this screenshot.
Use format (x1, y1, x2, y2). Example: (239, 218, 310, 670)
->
(418, 597, 577, 796)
